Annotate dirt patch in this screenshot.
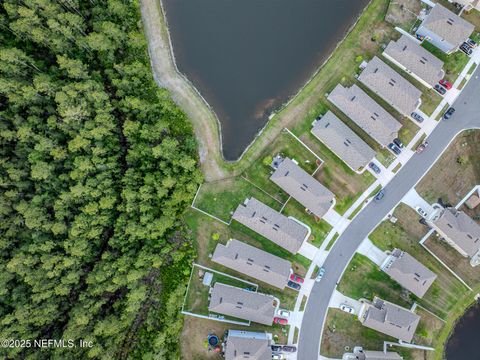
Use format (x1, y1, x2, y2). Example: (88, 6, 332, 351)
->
(416, 130, 480, 205)
(385, 0, 423, 31)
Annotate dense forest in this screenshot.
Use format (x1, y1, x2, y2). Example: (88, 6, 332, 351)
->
(0, 0, 202, 358)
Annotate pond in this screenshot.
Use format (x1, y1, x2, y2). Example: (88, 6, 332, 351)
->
(162, 0, 370, 160)
(445, 301, 480, 360)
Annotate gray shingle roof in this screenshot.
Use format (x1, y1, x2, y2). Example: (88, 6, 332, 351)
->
(328, 84, 402, 146)
(360, 297, 420, 342)
(358, 56, 422, 116)
(311, 111, 376, 171)
(211, 239, 291, 289)
(208, 283, 275, 325)
(382, 249, 437, 298)
(420, 4, 474, 49)
(270, 157, 335, 219)
(383, 35, 445, 87)
(225, 330, 271, 360)
(431, 207, 480, 258)
(232, 197, 308, 254)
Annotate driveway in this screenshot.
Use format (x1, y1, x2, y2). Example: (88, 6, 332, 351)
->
(297, 65, 480, 360)
(357, 237, 388, 266)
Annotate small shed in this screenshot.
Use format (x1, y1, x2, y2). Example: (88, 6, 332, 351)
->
(202, 272, 213, 286)
(465, 193, 480, 210)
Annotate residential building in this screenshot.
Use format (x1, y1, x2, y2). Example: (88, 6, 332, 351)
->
(208, 283, 276, 325)
(211, 239, 291, 289)
(224, 330, 272, 360)
(383, 35, 445, 88)
(311, 111, 376, 171)
(232, 197, 308, 254)
(358, 56, 422, 116)
(270, 157, 335, 219)
(416, 4, 474, 53)
(381, 249, 437, 298)
(427, 207, 480, 266)
(328, 84, 402, 147)
(343, 347, 403, 360)
(358, 297, 420, 342)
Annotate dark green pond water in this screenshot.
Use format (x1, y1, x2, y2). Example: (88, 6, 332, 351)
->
(445, 301, 480, 360)
(162, 0, 370, 160)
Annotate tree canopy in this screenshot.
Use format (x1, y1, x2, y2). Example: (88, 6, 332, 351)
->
(0, 0, 202, 358)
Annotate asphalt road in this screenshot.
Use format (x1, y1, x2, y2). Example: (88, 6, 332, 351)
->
(297, 67, 480, 360)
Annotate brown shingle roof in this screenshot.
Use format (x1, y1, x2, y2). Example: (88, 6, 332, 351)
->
(358, 56, 422, 116)
(420, 4, 474, 49)
(232, 197, 308, 254)
(383, 35, 445, 87)
(360, 297, 420, 342)
(328, 84, 402, 146)
(382, 249, 437, 298)
(270, 157, 335, 218)
(431, 207, 480, 258)
(311, 111, 376, 171)
(211, 239, 291, 289)
(208, 283, 275, 325)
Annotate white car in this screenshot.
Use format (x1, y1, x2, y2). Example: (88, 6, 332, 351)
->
(415, 206, 428, 218)
(277, 309, 290, 318)
(315, 267, 326, 282)
(339, 304, 355, 314)
(272, 354, 284, 360)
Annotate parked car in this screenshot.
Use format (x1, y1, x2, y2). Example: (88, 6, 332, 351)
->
(374, 189, 385, 202)
(272, 354, 284, 360)
(315, 267, 326, 282)
(416, 141, 429, 154)
(393, 138, 404, 149)
(416, 206, 428, 218)
(273, 317, 288, 325)
(282, 345, 297, 353)
(340, 304, 355, 314)
(443, 107, 456, 120)
(439, 79, 452, 90)
(277, 309, 290, 318)
(289, 273, 304, 284)
(368, 162, 381, 174)
(388, 143, 401, 155)
(271, 345, 282, 352)
(434, 84, 447, 95)
(287, 280, 301, 291)
(411, 112, 424, 123)
(466, 38, 477, 48)
(460, 43, 473, 56)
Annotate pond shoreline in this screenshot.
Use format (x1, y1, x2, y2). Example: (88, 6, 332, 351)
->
(140, 0, 373, 181)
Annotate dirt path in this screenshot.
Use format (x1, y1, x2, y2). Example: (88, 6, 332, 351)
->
(139, 0, 371, 182)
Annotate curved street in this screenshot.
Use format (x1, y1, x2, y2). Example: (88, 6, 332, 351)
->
(297, 67, 480, 360)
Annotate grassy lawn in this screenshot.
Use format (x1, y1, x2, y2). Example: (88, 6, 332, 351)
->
(325, 233, 339, 251)
(348, 184, 382, 220)
(282, 198, 332, 248)
(242, 130, 319, 203)
(421, 41, 470, 83)
(416, 130, 480, 205)
(320, 309, 396, 358)
(194, 177, 283, 223)
(419, 89, 443, 116)
(181, 317, 289, 360)
(377, 148, 396, 168)
(462, 9, 480, 31)
(424, 233, 480, 288)
(413, 306, 446, 352)
(369, 204, 469, 318)
(338, 254, 412, 308)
